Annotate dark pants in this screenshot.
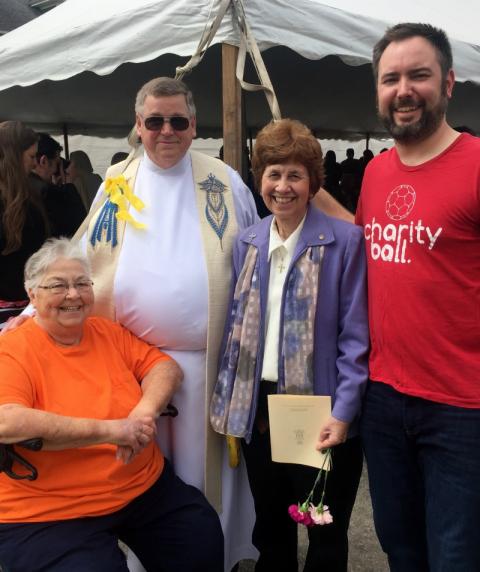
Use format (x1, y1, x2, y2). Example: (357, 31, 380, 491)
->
(0, 460, 223, 572)
(361, 381, 480, 572)
(242, 382, 363, 572)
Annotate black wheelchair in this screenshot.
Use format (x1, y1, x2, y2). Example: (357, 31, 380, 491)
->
(0, 439, 43, 481)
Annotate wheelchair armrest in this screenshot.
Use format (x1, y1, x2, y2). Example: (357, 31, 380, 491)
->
(17, 438, 43, 451)
(0, 439, 43, 481)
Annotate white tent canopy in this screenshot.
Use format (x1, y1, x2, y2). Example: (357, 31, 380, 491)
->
(0, 0, 479, 139)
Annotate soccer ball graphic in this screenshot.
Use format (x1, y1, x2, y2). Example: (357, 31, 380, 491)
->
(385, 185, 416, 220)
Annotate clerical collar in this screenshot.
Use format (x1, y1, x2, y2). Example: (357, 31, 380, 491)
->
(142, 150, 190, 175)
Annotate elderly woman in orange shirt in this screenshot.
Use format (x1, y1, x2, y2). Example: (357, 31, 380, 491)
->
(0, 238, 223, 572)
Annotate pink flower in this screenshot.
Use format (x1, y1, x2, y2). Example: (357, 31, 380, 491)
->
(309, 503, 334, 525)
(288, 503, 314, 527)
(287, 449, 334, 528)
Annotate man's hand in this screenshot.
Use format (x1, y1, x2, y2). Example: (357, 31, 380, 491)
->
(1, 314, 30, 335)
(316, 416, 349, 450)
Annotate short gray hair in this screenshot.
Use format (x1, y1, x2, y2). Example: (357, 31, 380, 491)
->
(134, 77, 196, 117)
(24, 238, 90, 291)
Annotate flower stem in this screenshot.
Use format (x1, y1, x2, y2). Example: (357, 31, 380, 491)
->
(304, 448, 331, 506)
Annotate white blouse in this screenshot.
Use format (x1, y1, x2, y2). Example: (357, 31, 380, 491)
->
(261, 214, 306, 381)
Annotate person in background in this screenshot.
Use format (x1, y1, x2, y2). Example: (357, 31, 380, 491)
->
(31, 132, 61, 184)
(339, 148, 361, 213)
(67, 149, 103, 210)
(211, 119, 369, 572)
(111, 151, 130, 165)
(53, 157, 70, 185)
(358, 149, 374, 188)
(453, 125, 477, 136)
(0, 238, 223, 572)
(323, 150, 343, 205)
(356, 22, 480, 571)
(0, 121, 50, 328)
(30, 133, 86, 237)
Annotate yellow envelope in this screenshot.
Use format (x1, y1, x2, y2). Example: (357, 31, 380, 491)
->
(267, 394, 331, 469)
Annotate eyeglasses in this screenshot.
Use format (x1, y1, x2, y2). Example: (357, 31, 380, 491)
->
(143, 115, 190, 132)
(37, 280, 94, 295)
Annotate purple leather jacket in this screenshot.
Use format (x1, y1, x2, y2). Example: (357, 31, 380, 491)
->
(228, 204, 369, 438)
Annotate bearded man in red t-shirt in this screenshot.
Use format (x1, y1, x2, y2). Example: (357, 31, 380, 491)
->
(356, 22, 480, 572)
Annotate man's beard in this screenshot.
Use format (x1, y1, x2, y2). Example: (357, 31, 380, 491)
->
(378, 90, 448, 144)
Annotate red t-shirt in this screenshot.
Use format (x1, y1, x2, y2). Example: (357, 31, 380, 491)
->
(356, 133, 480, 408)
(0, 317, 171, 522)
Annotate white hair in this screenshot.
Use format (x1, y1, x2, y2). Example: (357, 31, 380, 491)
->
(24, 238, 90, 291)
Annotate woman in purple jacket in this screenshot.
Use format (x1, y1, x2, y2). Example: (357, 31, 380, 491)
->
(211, 119, 369, 572)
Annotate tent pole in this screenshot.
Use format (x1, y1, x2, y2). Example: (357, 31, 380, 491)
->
(366, 132, 370, 151)
(62, 123, 69, 158)
(222, 43, 242, 174)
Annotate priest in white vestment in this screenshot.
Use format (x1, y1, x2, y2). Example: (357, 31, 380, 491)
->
(84, 78, 259, 571)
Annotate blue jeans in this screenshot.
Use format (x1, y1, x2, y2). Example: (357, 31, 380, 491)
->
(361, 381, 480, 572)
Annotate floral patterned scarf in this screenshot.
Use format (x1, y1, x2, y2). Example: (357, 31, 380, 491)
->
(210, 242, 324, 439)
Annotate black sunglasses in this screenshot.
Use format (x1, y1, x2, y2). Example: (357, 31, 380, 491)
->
(144, 116, 190, 132)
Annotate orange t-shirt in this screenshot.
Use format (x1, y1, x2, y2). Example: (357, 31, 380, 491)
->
(0, 317, 171, 523)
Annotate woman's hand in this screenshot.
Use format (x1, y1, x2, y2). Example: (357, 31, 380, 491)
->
(316, 416, 349, 450)
(115, 359, 183, 463)
(0, 404, 156, 461)
(111, 416, 156, 464)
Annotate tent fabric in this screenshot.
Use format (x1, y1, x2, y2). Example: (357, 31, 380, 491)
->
(0, 0, 478, 138)
(0, 0, 37, 35)
(320, 0, 480, 47)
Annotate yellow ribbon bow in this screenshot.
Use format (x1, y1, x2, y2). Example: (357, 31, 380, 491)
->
(104, 175, 146, 229)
